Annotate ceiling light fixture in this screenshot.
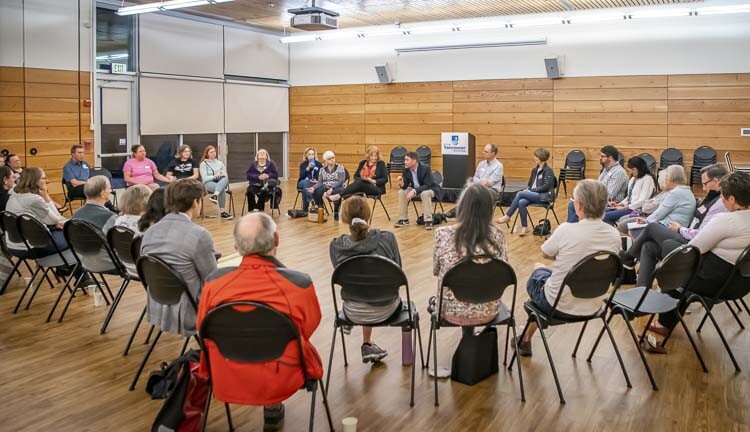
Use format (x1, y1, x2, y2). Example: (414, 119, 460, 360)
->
(395, 39, 548, 53)
(117, 0, 235, 16)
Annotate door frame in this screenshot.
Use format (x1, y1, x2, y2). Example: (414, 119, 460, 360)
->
(94, 74, 137, 168)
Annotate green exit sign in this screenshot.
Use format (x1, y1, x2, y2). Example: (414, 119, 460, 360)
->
(112, 63, 127, 74)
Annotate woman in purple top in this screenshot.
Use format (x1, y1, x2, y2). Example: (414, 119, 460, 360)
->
(245, 148, 282, 212)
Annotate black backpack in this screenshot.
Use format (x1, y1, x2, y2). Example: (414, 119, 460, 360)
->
(532, 219, 552, 236)
(146, 349, 199, 399)
(417, 213, 447, 225)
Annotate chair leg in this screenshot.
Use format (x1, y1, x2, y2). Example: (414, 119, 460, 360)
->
(201, 385, 212, 432)
(319, 378, 334, 432)
(508, 319, 530, 371)
(379, 198, 391, 221)
(701, 302, 741, 372)
(740, 298, 750, 315)
(58, 270, 87, 323)
(534, 315, 566, 404)
(100, 279, 130, 334)
(308, 379, 318, 432)
(509, 322, 526, 402)
(369, 198, 377, 224)
(416, 319, 425, 369)
(325, 324, 338, 392)
(503, 324, 510, 366)
(46, 268, 81, 322)
(572, 320, 588, 358)
(602, 316, 632, 388)
(586, 312, 611, 362)
(224, 403, 234, 431)
(339, 325, 349, 367)
(410, 318, 417, 407)
(725, 301, 745, 330)
(130, 329, 162, 391)
(13, 266, 40, 314)
(123, 305, 147, 356)
(23, 267, 48, 311)
(620, 311, 658, 390)
(432, 326, 439, 407)
(677, 312, 709, 373)
(180, 336, 190, 356)
(550, 208, 561, 226)
(697, 311, 709, 333)
(425, 321, 433, 369)
(144, 324, 155, 345)
(639, 314, 655, 344)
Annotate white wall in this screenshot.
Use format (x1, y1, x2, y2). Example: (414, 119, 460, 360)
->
(290, 13, 750, 85)
(23, 0, 80, 70)
(0, 0, 23, 67)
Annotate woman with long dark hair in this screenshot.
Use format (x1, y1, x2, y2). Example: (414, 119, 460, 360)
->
(138, 188, 167, 233)
(432, 182, 509, 330)
(603, 156, 656, 224)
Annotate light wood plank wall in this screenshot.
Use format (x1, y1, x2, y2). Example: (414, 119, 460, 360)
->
(289, 73, 750, 181)
(0, 66, 93, 200)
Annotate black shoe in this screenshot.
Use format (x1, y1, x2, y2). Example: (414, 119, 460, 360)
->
(513, 336, 532, 357)
(394, 219, 409, 228)
(263, 404, 285, 431)
(220, 212, 233, 220)
(620, 250, 636, 270)
(424, 221, 433, 230)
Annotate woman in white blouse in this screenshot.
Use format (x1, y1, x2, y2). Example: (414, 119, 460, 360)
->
(5, 168, 68, 250)
(603, 156, 655, 224)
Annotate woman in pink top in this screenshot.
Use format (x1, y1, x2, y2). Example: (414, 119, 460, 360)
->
(123, 144, 171, 191)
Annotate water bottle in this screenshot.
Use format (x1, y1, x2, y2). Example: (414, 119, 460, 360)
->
(401, 326, 413, 366)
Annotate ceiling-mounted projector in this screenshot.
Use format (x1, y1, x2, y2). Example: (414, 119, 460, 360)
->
(288, 1, 339, 30)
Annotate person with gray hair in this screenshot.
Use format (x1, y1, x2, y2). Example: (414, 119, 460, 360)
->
(306, 150, 346, 218)
(515, 179, 621, 356)
(196, 211, 324, 431)
(72, 175, 117, 233)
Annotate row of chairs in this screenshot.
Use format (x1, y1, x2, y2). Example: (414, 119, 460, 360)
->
(387, 146, 432, 186)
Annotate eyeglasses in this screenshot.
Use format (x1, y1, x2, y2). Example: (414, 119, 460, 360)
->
(701, 178, 716, 187)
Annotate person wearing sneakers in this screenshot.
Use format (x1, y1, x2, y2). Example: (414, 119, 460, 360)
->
(307, 151, 346, 219)
(330, 195, 402, 363)
(394, 151, 440, 230)
(514, 180, 620, 356)
(199, 145, 232, 220)
(497, 148, 555, 236)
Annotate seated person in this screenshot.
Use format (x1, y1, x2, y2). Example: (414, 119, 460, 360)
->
(72, 176, 117, 232)
(306, 151, 345, 218)
(617, 169, 669, 234)
(137, 188, 166, 233)
(113, 184, 152, 234)
(567, 145, 629, 223)
(245, 149, 282, 212)
(141, 179, 217, 337)
(123, 144, 171, 191)
(648, 171, 750, 340)
(199, 145, 232, 220)
(433, 183, 509, 333)
(166, 144, 199, 182)
(0, 166, 13, 212)
(197, 212, 323, 432)
(516, 180, 621, 356)
(394, 151, 441, 230)
(627, 165, 696, 237)
(603, 156, 656, 224)
(62, 144, 91, 200)
(471, 143, 504, 201)
(497, 148, 555, 236)
(5, 154, 23, 184)
(297, 147, 322, 212)
(330, 195, 402, 362)
(621, 164, 727, 286)
(340, 146, 388, 198)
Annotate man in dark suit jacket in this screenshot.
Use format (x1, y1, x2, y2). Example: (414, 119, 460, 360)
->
(395, 151, 440, 230)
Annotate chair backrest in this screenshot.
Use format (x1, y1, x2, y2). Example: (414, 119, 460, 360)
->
(136, 254, 197, 310)
(432, 170, 443, 187)
(651, 245, 700, 292)
(416, 145, 432, 166)
(556, 251, 621, 306)
(440, 256, 517, 312)
(131, 235, 143, 263)
(725, 151, 734, 172)
(17, 214, 60, 250)
(714, 244, 750, 301)
(90, 167, 113, 180)
(659, 148, 683, 168)
(64, 219, 122, 273)
(331, 255, 408, 313)
(692, 146, 716, 165)
(389, 146, 407, 164)
(617, 152, 625, 167)
(0, 211, 25, 246)
(61, 179, 69, 195)
(638, 153, 657, 175)
(565, 150, 586, 169)
(107, 225, 137, 269)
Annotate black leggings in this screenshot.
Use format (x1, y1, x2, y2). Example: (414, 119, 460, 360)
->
(342, 180, 380, 197)
(246, 185, 282, 211)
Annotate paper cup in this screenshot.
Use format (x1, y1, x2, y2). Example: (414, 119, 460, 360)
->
(342, 417, 358, 432)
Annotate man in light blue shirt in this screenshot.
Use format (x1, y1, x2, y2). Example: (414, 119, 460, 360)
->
(62, 144, 90, 200)
(471, 143, 504, 201)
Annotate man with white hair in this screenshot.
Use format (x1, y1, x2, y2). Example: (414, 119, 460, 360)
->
(72, 175, 117, 233)
(196, 212, 324, 431)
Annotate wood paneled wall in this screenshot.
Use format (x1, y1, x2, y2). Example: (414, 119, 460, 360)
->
(0, 66, 93, 199)
(289, 73, 750, 180)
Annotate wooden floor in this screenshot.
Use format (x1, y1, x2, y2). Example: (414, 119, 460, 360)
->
(1, 179, 749, 431)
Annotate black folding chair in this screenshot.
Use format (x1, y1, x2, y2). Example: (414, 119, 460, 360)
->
(242, 185, 281, 217)
(638, 153, 658, 177)
(129, 254, 197, 391)
(60, 180, 84, 217)
(387, 146, 407, 188)
(510, 252, 631, 404)
(510, 175, 561, 234)
(201, 185, 235, 219)
(688, 245, 750, 372)
(199, 301, 334, 432)
(428, 256, 525, 405)
(658, 148, 684, 172)
(494, 177, 510, 228)
(559, 150, 586, 197)
(0, 211, 46, 296)
(61, 220, 133, 331)
(689, 146, 717, 187)
(586, 245, 707, 390)
(115, 233, 151, 356)
(328, 255, 424, 407)
(416, 145, 432, 167)
(411, 170, 445, 218)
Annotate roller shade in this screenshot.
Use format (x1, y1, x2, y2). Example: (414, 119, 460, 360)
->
(224, 27, 289, 81)
(139, 77, 224, 135)
(225, 83, 289, 133)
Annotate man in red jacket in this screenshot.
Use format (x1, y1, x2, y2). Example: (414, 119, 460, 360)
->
(196, 212, 323, 431)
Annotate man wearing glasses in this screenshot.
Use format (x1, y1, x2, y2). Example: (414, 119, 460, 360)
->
(567, 145, 628, 223)
(471, 143, 504, 202)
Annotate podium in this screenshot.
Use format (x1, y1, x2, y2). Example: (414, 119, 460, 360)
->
(440, 132, 476, 189)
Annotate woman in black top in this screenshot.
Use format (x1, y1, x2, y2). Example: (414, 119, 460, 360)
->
(340, 146, 388, 197)
(0, 166, 13, 212)
(497, 148, 556, 235)
(166, 145, 199, 181)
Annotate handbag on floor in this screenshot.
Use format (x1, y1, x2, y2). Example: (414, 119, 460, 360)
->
(450, 327, 499, 386)
(151, 349, 208, 432)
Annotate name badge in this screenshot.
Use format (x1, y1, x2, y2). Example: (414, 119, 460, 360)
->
(697, 205, 706, 214)
(82, 164, 89, 170)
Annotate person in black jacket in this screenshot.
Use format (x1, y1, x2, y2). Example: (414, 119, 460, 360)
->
(497, 148, 555, 236)
(0, 165, 13, 212)
(340, 146, 388, 197)
(394, 151, 441, 230)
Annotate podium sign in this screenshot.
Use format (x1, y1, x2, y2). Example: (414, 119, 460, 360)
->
(441, 132, 476, 189)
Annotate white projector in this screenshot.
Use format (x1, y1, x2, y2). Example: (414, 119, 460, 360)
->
(288, 3, 339, 31)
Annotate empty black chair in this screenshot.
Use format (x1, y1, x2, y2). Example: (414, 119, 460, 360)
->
(510, 175, 561, 234)
(428, 256, 525, 405)
(199, 301, 334, 432)
(638, 153, 658, 177)
(129, 254, 197, 391)
(558, 150, 586, 197)
(687, 245, 750, 372)
(411, 170, 446, 218)
(387, 146, 407, 188)
(586, 245, 707, 390)
(658, 148, 683, 172)
(510, 252, 631, 404)
(0, 211, 46, 296)
(328, 255, 424, 407)
(689, 146, 717, 187)
(416, 145, 432, 167)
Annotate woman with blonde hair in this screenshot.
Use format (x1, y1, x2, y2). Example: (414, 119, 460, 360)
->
(340, 146, 388, 198)
(330, 195, 402, 362)
(245, 148, 281, 212)
(298, 147, 322, 212)
(113, 184, 152, 234)
(200, 145, 232, 220)
(166, 144, 199, 181)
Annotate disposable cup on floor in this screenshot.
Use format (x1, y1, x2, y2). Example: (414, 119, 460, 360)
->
(342, 417, 358, 432)
(23, 276, 32, 287)
(428, 367, 451, 378)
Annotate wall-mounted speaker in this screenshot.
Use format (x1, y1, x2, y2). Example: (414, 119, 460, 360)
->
(375, 65, 391, 84)
(544, 57, 561, 79)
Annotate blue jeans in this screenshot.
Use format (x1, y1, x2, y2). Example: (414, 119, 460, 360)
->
(603, 207, 632, 225)
(567, 201, 579, 223)
(204, 177, 229, 208)
(506, 190, 545, 228)
(526, 268, 579, 320)
(298, 179, 316, 211)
